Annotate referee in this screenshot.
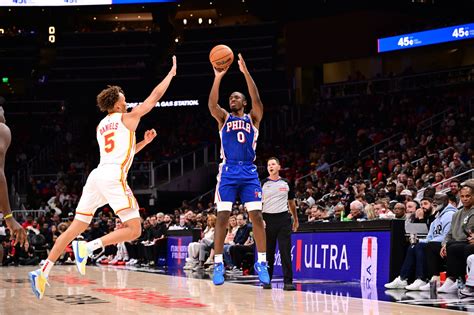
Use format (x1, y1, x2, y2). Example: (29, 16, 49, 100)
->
(261, 157, 298, 290)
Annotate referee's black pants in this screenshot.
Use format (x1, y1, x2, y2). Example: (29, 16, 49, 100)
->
(263, 211, 293, 284)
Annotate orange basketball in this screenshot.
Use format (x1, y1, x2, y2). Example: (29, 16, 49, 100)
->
(209, 44, 234, 71)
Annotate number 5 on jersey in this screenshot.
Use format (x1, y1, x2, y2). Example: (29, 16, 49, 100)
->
(104, 132, 115, 153)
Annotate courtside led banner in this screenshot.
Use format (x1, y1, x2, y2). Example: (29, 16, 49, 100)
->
(272, 231, 391, 284)
(167, 235, 192, 269)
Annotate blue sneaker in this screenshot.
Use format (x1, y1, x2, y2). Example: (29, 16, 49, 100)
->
(212, 262, 225, 285)
(254, 261, 270, 285)
(28, 269, 49, 299)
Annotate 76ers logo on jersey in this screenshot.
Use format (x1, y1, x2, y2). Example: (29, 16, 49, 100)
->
(226, 120, 251, 144)
(254, 190, 262, 199)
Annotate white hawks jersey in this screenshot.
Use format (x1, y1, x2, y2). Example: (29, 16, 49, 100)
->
(96, 113, 136, 180)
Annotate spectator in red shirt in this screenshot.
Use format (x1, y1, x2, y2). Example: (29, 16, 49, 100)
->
(21, 215, 33, 229)
(370, 167, 384, 187)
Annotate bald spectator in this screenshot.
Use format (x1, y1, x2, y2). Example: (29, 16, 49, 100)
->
(330, 204, 345, 222)
(406, 201, 419, 217)
(393, 203, 406, 219)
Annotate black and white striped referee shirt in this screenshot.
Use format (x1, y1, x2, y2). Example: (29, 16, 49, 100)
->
(261, 177, 295, 214)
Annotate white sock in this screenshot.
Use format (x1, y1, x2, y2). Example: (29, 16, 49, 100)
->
(41, 259, 54, 278)
(86, 238, 103, 254)
(215, 254, 223, 264)
(258, 252, 267, 263)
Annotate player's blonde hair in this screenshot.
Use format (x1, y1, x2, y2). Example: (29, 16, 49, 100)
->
(97, 85, 123, 112)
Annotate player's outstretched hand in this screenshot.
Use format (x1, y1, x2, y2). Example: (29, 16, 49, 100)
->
(144, 129, 157, 144)
(5, 216, 28, 247)
(238, 53, 249, 74)
(169, 55, 177, 77)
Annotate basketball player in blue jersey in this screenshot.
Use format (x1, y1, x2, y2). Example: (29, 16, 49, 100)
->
(208, 53, 269, 286)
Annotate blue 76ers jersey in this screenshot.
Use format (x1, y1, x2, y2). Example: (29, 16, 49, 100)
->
(220, 114, 258, 163)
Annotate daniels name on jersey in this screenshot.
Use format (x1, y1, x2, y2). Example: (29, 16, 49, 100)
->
(99, 122, 119, 135)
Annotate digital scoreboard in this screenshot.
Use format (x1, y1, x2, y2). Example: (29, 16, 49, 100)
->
(378, 23, 474, 53)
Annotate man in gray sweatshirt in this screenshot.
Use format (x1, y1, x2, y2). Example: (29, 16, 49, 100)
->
(438, 180, 474, 293)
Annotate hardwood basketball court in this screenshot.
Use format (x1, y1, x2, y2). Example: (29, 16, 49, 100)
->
(0, 266, 468, 314)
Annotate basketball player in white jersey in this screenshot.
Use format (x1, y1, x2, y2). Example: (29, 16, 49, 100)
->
(28, 56, 177, 299)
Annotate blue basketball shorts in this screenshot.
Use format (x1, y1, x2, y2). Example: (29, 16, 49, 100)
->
(214, 162, 262, 212)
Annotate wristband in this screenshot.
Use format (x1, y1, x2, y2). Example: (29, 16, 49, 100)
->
(4, 213, 13, 219)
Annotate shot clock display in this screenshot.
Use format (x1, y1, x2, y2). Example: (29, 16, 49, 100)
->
(378, 23, 474, 53)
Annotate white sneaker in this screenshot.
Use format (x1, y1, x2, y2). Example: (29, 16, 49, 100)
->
(419, 282, 431, 291)
(459, 285, 474, 297)
(437, 278, 458, 293)
(384, 276, 408, 289)
(419, 276, 439, 291)
(405, 279, 427, 291)
(226, 266, 242, 275)
(183, 260, 198, 270)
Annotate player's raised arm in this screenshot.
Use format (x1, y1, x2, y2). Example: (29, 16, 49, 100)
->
(124, 56, 176, 124)
(238, 53, 263, 128)
(208, 66, 229, 128)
